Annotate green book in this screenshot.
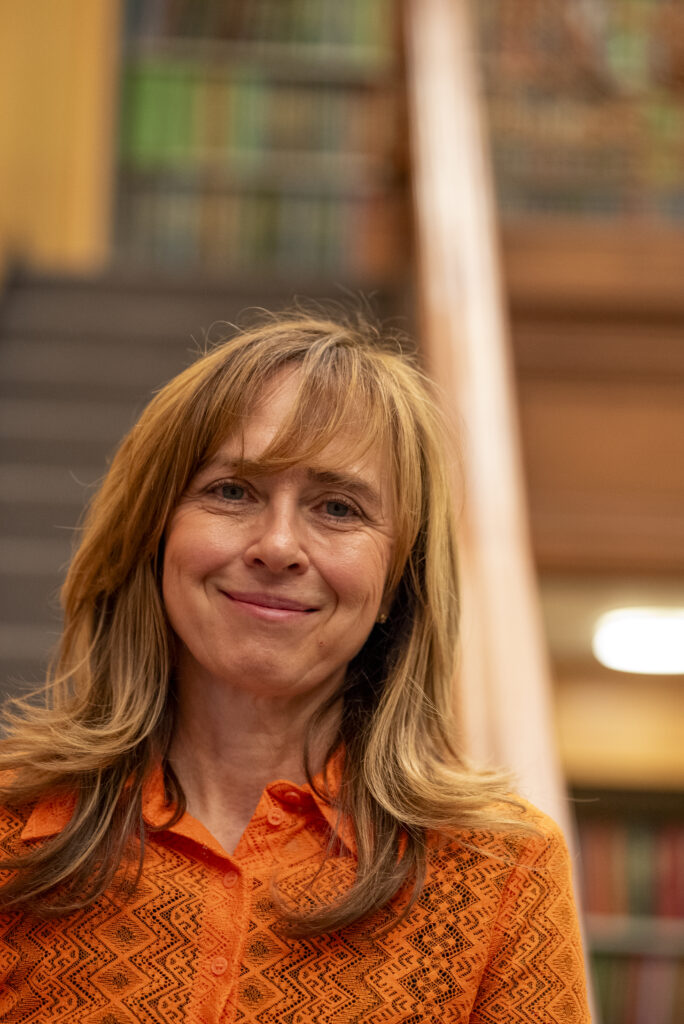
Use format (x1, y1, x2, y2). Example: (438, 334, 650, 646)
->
(157, 61, 197, 167)
(121, 57, 199, 169)
(626, 822, 655, 917)
(123, 60, 167, 167)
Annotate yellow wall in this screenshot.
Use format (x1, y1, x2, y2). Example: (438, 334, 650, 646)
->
(0, 0, 120, 272)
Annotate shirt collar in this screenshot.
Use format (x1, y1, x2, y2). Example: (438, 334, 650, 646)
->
(20, 790, 75, 842)
(20, 748, 357, 856)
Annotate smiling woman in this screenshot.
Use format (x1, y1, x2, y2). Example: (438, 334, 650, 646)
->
(0, 310, 590, 1022)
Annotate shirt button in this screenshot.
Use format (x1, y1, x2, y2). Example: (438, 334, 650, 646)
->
(267, 808, 285, 826)
(222, 869, 238, 889)
(281, 789, 301, 806)
(211, 956, 228, 976)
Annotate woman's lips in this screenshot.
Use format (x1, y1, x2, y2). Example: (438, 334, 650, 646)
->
(221, 590, 316, 620)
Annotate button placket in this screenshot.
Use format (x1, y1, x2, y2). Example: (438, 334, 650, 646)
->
(204, 861, 245, 998)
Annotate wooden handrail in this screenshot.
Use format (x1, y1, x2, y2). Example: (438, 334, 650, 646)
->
(403, 0, 569, 832)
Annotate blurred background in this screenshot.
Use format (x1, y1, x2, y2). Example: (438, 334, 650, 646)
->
(0, 2, 682, 1021)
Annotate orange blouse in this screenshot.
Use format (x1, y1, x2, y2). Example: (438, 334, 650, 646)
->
(0, 765, 590, 1023)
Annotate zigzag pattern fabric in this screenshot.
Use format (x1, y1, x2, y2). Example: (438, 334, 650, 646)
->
(0, 766, 589, 1022)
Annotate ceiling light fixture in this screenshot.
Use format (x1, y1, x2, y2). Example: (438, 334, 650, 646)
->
(592, 608, 684, 675)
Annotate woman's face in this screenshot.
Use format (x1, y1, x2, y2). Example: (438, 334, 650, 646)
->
(162, 370, 395, 703)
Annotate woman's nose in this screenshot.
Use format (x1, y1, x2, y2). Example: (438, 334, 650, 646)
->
(243, 506, 309, 573)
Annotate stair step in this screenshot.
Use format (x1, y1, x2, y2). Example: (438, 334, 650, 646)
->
(0, 463, 101, 505)
(0, 662, 51, 700)
(0, 274, 303, 339)
(0, 503, 85, 540)
(0, 335, 193, 392)
(0, 398, 139, 444)
(0, 622, 57, 664)
(0, 571, 63, 623)
(0, 436, 118, 465)
(0, 537, 73, 576)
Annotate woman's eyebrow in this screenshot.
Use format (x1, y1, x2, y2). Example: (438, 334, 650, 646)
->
(305, 468, 382, 508)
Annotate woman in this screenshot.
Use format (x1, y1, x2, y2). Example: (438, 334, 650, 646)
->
(0, 312, 589, 1022)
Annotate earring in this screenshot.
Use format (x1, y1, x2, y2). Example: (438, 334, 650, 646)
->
(376, 612, 388, 624)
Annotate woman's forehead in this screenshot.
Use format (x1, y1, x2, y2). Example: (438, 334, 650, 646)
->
(208, 367, 392, 471)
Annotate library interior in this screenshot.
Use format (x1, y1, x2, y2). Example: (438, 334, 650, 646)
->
(0, 2, 682, 1022)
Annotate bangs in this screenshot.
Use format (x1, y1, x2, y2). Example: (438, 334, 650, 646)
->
(260, 359, 392, 473)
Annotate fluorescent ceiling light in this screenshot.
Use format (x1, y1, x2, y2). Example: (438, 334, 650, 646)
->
(592, 608, 684, 675)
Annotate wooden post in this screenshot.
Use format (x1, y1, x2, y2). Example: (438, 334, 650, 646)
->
(403, 0, 569, 832)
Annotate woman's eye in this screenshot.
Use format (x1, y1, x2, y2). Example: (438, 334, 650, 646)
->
(218, 483, 245, 501)
(325, 500, 356, 519)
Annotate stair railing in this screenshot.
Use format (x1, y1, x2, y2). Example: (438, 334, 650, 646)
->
(403, 0, 569, 833)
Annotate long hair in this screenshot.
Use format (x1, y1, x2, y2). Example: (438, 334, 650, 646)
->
(0, 309, 523, 931)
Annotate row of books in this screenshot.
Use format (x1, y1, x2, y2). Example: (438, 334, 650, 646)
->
(119, 60, 397, 169)
(124, 0, 393, 53)
(475, 0, 682, 92)
(578, 818, 684, 918)
(488, 96, 684, 149)
(115, 186, 402, 277)
(592, 953, 684, 1024)
(487, 95, 684, 218)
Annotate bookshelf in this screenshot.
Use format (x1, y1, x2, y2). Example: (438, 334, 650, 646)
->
(472, 0, 684, 222)
(113, 0, 407, 283)
(574, 789, 684, 1024)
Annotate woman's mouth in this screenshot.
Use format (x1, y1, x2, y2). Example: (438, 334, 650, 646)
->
(221, 590, 316, 620)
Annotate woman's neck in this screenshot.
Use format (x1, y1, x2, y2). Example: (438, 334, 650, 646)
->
(167, 666, 341, 853)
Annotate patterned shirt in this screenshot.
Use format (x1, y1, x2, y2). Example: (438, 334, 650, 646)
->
(0, 761, 590, 1023)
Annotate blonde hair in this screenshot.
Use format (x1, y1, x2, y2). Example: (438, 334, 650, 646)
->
(0, 309, 522, 931)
